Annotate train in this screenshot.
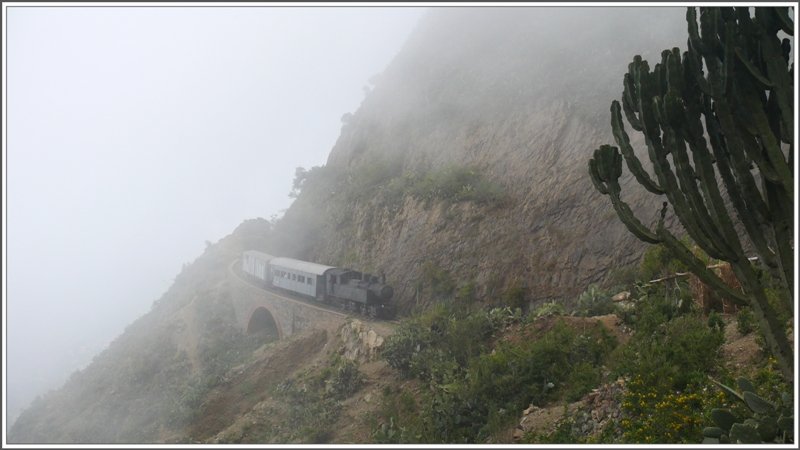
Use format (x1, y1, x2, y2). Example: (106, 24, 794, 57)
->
(241, 250, 396, 319)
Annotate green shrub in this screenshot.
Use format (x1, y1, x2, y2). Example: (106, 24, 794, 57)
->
(271, 373, 343, 443)
(615, 314, 724, 391)
(606, 265, 638, 292)
(382, 321, 433, 376)
(379, 312, 616, 443)
(736, 308, 756, 335)
(501, 282, 529, 311)
(532, 301, 565, 318)
(486, 306, 522, 331)
(372, 389, 420, 444)
(638, 241, 691, 282)
(563, 362, 602, 402)
(289, 165, 342, 201)
(408, 166, 506, 206)
(575, 284, 614, 317)
(612, 308, 728, 443)
(623, 283, 688, 335)
(707, 311, 725, 332)
(455, 281, 477, 304)
(344, 157, 404, 202)
(326, 359, 363, 399)
(420, 262, 456, 299)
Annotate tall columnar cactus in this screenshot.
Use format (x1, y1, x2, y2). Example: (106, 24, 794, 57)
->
(588, 7, 794, 379)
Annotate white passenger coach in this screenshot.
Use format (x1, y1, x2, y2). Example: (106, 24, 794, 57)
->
(242, 250, 275, 282)
(268, 257, 336, 300)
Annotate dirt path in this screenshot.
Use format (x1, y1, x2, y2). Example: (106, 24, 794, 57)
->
(719, 318, 762, 376)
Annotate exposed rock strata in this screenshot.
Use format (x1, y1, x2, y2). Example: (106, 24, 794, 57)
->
(278, 8, 688, 311)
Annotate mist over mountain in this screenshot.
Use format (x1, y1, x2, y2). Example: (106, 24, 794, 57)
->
(272, 7, 688, 310)
(8, 7, 694, 443)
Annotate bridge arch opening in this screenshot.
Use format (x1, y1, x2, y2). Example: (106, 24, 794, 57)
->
(247, 307, 280, 340)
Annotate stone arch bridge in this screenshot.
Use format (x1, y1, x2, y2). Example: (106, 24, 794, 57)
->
(227, 259, 348, 339)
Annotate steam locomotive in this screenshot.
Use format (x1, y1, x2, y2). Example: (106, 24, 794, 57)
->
(241, 250, 396, 319)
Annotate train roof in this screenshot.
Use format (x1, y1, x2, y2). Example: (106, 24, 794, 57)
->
(243, 250, 276, 261)
(327, 268, 352, 276)
(269, 257, 337, 276)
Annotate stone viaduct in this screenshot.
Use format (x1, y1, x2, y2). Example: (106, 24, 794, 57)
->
(227, 259, 348, 339)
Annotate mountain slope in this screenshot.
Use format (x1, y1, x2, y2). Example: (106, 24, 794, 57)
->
(7, 219, 273, 443)
(271, 7, 687, 311)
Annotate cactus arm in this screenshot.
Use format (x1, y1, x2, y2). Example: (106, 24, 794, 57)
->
(702, 114, 779, 274)
(724, 104, 783, 185)
(626, 57, 724, 256)
(764, 179, 794, 302)
(734, 47, 774, 88)
(761, 36, 794, 147)
(655, 52, 734, 253)
(686, 8, 717, 96)
(678, 55, 774, 263)
(772, 7, 794, 35)
(669, 126, 751, 264)
(700, 8, 727, 95)
(704, 105, 773, 224)
(646, 129, 728, 260)
(678, 70, 767, 256)
(610, 101, 664, 194)
(659, 48, 773, 274)
(654, 212, 748, 305)
(622, 73, 644, 132)
(628, 52, 731, 260)
(727, 259, 795, 380)
(587, 159, 609, 195)
(765, 82, 787, 146)
(757, 16, 794, 145)
(608, 192, 661, 244)
(735, 76, 794, 199)
(661, 126, 734, 258)
(588, 146, 660, 244)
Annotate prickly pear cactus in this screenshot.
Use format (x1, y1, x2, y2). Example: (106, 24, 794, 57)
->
(703, 377, 793, 444)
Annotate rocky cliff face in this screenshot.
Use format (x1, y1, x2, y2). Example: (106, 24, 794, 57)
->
(275, 7, 688, 311)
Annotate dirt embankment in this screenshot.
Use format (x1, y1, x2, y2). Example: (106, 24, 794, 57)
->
(187, 329, 329, 441)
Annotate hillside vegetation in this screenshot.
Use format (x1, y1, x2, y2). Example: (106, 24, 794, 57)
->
(364, 243, 792, 444)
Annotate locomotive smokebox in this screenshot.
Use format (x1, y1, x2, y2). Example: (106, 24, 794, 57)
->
(368, 283, 393, 301)
(379, 285, 394, 300)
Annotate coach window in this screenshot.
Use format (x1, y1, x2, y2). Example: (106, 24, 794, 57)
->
(292, 273, 296, 281)
(307, 278, 313, 285)
(299, 275, 305, 283)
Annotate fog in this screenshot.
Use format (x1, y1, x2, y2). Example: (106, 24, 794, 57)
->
(4, 5, 424, 424)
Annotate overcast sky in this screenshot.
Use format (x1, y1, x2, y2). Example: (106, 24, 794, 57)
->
(4, 5, 425, 424)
